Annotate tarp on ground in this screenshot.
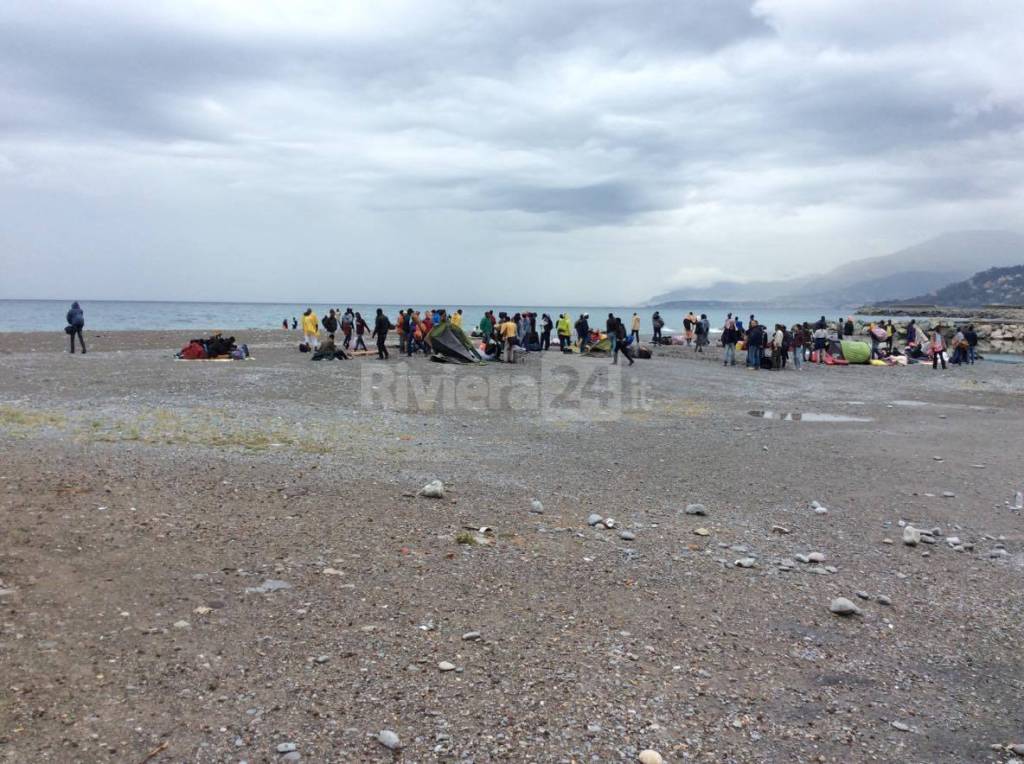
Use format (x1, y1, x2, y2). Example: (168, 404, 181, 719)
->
(584, 337, 612, 355)
(428, 322, 483, 363)
(840, 340, 871, 364)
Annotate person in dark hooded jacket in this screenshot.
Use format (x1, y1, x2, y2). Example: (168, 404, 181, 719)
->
(66, 302, 86, 354)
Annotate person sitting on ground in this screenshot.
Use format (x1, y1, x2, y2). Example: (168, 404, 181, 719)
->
(312, 333, 349, 360)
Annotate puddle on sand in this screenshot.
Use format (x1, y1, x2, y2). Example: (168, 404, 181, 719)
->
(748, 410, 873, 423)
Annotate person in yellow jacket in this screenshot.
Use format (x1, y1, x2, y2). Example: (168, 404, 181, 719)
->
(630, 312, 641, 344)
(556, 313, 572, 351)
(301, 308, 320, 349)
(452, 309, 463, 329)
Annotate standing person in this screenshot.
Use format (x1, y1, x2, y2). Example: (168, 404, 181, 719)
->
(343, 307, 355, 332)
(950, 327, 966, 365)
(931, 327, 947, 370)
(812, 324, 828, 363)
(354, 312, 369, 351)
(322, 309, 339, 338)
(556, 313, 572, 351)
(291, 317, 298, 330)
(815, 315, 827, 331)
(694, 314, 710, 353)
(612, 317, 635, 366)
(721, 314, 738, 366)
(340, 312, 353, 350)
(282, 318, 288, 330)
(66, 301, 86, 354)
(868, 322, 881, 360)
(301, 308, 320, 349)
(606, 313, 618, 356)
(791, 324, 805, 370)
(630, 312, 641, 344)
(965, 324, 978, 364)
(746, 320, 764, 369)
(540, 313, 553, 350)
(651, 311, 664, 343)
(501, 313, 518, 362)
(576, 314, 590, 352)
(404, 309, 418, 357)
(372, 308, 391, 359)
(771, 324, 784, 370)
(906, 319, 918, 347)
(683, 312, 694, 346)
(885, 320, 895, 353)
(479, 311, 494, 344)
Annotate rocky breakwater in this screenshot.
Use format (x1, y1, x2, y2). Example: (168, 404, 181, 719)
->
(849, 311, 1024, 354)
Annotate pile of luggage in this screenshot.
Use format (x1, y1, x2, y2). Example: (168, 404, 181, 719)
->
(176, 334, 249, 360)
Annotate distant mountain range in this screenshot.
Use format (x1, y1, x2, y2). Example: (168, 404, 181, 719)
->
(896, 264, 1024, 307)
(646, 230, 1024, 308)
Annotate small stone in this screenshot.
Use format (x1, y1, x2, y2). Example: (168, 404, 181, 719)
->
(244, 579, 292, 594)
(321, 567, 343, 576)
(890, 721, 911, 732)
(882, 538, 893, 545)
(638, 750, 664, 764)
(173, 620, 191, 630)
(778, 558, 796, 569)
(420, 479, 445, 498)
(684, 503, 707, 516)
(919, 534, 936, 545)
(603, 517, 617, 528)
(618, 530, 636, 541)
(377, 730, 402, 750)
(276, 742, 297, 753)
(586, 723, 602, 734)
(771, 525, 790, 534)
(902, 526, 921, 546)
(877, 595, 892, 606)
(829, 597, 861, 616)
(530, 499, 544, 514)
(693, 527, 710, 536)
(814, 506, 829, 515)
(945, 536, 961, 547)
(315, 655, 329, 664)
(462, 631, 482, 641)
(807, 552, 826, 563)
(587, 513, 604, 526)
(1010, 744, 1024, 755)
(794, 554, 810, 564)
(282, 753, 301, 762)
(734, 557, 756, 568)
(855, 591, 870, 600)
(438, 661, 456, 672)
(989, 548, 1010, 559)
(942, 491, 955, 498)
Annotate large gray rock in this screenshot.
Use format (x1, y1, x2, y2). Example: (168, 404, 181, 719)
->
(829, 597, 862, 616)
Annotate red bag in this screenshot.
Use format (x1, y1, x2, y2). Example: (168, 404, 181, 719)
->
(178, 341, 207, 360)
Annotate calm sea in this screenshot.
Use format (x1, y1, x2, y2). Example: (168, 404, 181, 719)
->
(0, 299, 865, 334)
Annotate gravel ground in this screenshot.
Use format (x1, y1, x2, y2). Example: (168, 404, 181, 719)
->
(1, 329, 1022, 763)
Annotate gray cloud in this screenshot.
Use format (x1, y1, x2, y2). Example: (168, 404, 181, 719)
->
(0, 0, 1022, 303)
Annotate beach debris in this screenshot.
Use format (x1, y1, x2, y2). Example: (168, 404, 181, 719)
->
(245, 579, 292, 594)
(377, 730, 402, 750)
(530, 499, 544, 514)
(420, 480, 445, 498)
(902, 526, 921, 546)
(587, 513, 604, 526)
(637, 751, 664, 764)
(829, 597, 862, 616)
(684, 503, 707, 516)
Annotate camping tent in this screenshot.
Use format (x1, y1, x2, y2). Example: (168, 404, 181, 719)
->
(428, 322, 483, 363)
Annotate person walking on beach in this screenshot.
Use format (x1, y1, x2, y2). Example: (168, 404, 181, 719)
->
(683, 312, 695, 346)
(372, 308, 391, 359)
(66, 301, 86, 354)
(694, 314, 709, 353)
(652, 311, 664, 343)
(721, 314, 738, 366)
(612, 317, 634, 365)
(812, 324, 828, 363)
(301, 308, 320, 350)
(630, 312, 640, 344)
(353, 312, 369, 351)
(606, 313, 618, 356)
(282, 318, 288, 330)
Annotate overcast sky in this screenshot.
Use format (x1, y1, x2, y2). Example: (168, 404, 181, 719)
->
(1, 0, 1022, 304)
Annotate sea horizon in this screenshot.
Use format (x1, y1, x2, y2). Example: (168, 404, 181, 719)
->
(0, 298, 880, 334)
